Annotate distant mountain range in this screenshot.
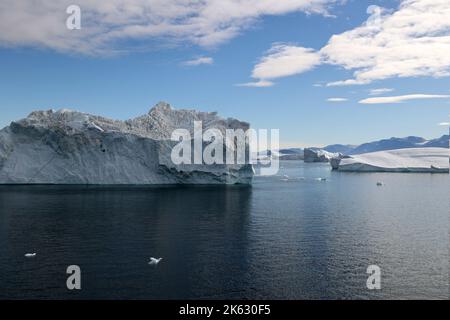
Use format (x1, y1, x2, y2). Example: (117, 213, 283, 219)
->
(274, 135, 449, 158)
(339, 135, 448, 155)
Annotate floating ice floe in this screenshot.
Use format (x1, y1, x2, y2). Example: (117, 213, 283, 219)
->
(149, 257, 163, 266)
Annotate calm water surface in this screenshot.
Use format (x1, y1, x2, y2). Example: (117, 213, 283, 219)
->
(0, 161, 448, 299)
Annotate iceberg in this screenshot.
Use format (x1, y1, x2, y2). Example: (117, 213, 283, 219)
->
(0, 102, 254, 184)
(331, 148, 449, 173)
(304, 148, 343, 163)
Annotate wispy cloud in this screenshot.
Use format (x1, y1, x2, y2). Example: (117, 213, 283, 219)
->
(242, 1, 450, 87)
(326, 79, 369, 87)
(0, 0, 340, 54)
(438, 122, 449, 126)
(369, 88, 394, 96)
(182, 57, 214, 66)
(359, 94, 450, 104)
(235, 80, 274, 88)
(327, 97, 348, 102)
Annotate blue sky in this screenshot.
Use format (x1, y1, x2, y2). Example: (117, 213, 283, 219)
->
(0, 0, 449, 147)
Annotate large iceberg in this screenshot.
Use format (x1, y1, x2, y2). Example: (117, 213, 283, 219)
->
(0, 102, 254, 184)
(331, 148, 449, 173)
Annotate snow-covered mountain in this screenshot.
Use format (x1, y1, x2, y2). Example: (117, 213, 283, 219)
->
(273, 135, 449, 158)
(347, 136, 448, 155)
(422, 135, 449, 148)
(322, 144, 356, 154)
(0, 102, 254, 184)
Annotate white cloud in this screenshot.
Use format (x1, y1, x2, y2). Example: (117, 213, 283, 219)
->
(327, 97, 348, 102)
(252, 45, 322, 80)
(438, 122, 449, 126)
(326, 79, 370, 87)
(235, 80, 275, 88)
(183, 56, 214, 66)
(359, 94, 450, 104)
(369, 88, 395, 96)
(243, 0, 450, 87)
(0, 0, 339, 54)
(239, 44, 321, 87)
(322, 0, 450, 86)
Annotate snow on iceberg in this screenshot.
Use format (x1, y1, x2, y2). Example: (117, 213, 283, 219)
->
(0, 102, 254, 184)
(304, 148, 342, 163)
(331, 148, 449, 173)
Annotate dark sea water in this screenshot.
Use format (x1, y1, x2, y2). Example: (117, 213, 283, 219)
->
(0, 161, 448, 299)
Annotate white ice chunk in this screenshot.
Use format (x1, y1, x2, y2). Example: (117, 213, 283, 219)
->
(335, 148, 449, 173)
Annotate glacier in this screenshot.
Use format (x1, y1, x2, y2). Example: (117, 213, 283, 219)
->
(331, 148, 449, 173)
(0, 102, 254, 184)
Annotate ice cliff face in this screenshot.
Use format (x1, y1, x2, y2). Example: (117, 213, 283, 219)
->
(0, 102, 254, 184)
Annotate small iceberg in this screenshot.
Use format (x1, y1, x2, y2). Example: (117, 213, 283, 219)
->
(149, 257, 163, 266)
(304, 148, 342, 163)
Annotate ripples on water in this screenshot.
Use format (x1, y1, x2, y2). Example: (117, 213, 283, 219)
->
(0, 161, 448, 299)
